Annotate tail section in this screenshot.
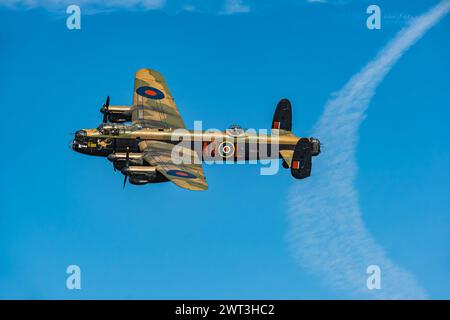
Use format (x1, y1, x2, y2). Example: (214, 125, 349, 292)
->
(273, 98, 321, 180)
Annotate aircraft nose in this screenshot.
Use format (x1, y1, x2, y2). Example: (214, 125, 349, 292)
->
(75, 130, 87, 140)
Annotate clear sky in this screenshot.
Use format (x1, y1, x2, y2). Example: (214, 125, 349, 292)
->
(0, 0, 449, 299)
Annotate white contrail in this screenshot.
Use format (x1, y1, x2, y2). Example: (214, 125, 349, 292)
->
(287, 0, 450, 299)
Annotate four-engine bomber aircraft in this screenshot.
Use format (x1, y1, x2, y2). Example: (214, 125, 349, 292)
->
(72, 68, 321, 191)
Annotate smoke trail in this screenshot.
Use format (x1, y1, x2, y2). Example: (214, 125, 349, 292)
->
(287, 1, 450, 299)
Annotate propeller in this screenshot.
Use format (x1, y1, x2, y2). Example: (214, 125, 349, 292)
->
(112, 153, 117, 172)
(123, 175, 128, 189)
(102, 96, 110, 124)
(122, 147, 130, 189)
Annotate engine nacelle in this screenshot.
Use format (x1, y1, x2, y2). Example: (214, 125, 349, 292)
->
(108, 114, 131, 123)
(108, 152, 143, 171)
(129, 177, 151, 185)
(100, 105, 132, 123)
(121, 166, 168, 184)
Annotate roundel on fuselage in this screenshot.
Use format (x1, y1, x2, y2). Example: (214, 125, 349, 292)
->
(218, 141, 235, 158)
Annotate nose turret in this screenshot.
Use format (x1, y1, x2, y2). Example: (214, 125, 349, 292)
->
(72, 130, 87, 153)
(310, 137, 321, 156)
(75, 130, 87, 140)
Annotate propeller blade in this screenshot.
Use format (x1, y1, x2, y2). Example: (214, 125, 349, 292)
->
(125, 147, 130, 167)
(122, 147, 130, 189)
(102, 96, 110, 124)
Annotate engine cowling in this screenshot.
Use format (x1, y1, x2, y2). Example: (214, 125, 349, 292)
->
(129, 177, 151, 185)
(100, 105, 132, 123)
(108, 152, 143, 171)
(121, 166, 168, 184)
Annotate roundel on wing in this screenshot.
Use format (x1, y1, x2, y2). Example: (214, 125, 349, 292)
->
(166, 170, 197, 179)
(136, 86, 165, 100)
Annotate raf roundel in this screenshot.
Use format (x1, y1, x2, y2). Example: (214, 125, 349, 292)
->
(218, 141, 235, 158)
(166, 170, 197, 179)
(136, 86, 165, 100)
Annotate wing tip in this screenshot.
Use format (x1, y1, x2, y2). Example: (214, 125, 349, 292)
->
(136, 68, 163, 78)
(185, 182, 208, 191)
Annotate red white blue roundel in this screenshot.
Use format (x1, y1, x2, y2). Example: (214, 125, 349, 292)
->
(218, 142, 235, 158)
(166, 170, 196, 179)
(136, 86, 165, 100)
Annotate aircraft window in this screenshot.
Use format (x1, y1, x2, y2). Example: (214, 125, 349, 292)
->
(98, 124, 137, 135)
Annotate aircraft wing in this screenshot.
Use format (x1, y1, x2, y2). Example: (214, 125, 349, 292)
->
(139, 141, 208, 191)
(132, 68, 186, 129)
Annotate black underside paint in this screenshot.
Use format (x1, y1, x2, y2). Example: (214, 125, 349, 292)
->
(74, 136, 295, 163)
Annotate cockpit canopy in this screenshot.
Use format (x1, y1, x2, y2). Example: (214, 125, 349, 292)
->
(97, 123, 142, 135)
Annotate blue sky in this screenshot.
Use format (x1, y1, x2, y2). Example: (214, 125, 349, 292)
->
(0, 0, 449, 299)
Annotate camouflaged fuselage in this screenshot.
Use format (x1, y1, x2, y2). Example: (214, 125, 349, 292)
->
(72, 127, 301, 161)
